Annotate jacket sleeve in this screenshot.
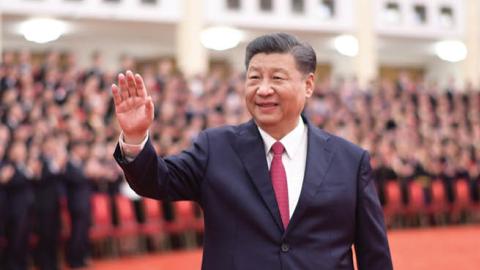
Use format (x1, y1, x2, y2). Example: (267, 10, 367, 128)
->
(354, 151, 394, 270)
(113, 130, 209, 203)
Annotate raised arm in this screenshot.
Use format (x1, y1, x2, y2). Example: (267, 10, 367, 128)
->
(112, 71, 207, 202)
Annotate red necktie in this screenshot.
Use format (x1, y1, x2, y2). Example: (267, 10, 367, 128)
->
(270, 141, 289, 229)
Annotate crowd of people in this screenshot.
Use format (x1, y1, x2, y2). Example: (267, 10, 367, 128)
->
(0, 50, 479, 269)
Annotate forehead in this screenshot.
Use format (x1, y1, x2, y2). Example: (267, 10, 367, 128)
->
(247, 53, 297, 72)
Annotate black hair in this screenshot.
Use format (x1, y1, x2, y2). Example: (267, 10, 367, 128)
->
(245, 32, 316, 75)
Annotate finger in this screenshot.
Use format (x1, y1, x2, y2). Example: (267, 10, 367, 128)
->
(118, 73, 129, 101)
(111, 84, 123, 106)
(145, 96, 154, 119)
(135, 73, 147, 98)
(126, 70, 137, 98)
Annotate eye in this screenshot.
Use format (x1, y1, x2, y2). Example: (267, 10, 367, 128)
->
(248, 75, 260, 80)
(273, 76, 284, 80)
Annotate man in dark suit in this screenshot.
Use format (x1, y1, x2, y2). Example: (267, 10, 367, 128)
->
(0, 142, 34, 270)
(64, 141, 91, 269)
(0, 162, 12, 268)
(32, 138, 64, 270)
(112, 33, 393, 269)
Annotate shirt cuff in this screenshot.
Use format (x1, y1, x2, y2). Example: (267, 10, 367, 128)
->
(119, 132, 149, 162)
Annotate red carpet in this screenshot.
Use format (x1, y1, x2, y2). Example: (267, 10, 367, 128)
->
(90, 225, 480, 270)
(388, 225, 480, 270)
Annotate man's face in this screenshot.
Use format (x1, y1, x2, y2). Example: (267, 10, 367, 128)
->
(10, 143, 27, 163)
(245, 53, 313, 138)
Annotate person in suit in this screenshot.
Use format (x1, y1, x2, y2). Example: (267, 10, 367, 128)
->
(0, 141, 34, 270)
(32, 137, 64, 270)
(63, 140, 91, 269)
(0, 161, 13, 268)
(0, 127, 11, 267)
(112, 33, 393, 270)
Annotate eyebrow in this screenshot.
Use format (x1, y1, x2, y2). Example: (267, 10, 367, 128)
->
(247, 66, 289, 73)
(247, 66, 260, 72)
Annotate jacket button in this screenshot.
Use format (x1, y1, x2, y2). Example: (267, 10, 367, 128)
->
(281, 243, 290, 252)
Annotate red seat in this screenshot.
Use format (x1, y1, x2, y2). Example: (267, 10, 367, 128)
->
(89, 193, 115, 257)
(454, 179, 471, 209)
(173, 201, 204, 232)
(112, 195, 142, 254)
(162, 201, 204, 248)
(430, 180, 447, 209)
(406, 181, 425, 215)
(383, 180, 403, 226)
(141, 198, 168, 250)
(113, 195, 140, 238)
(141, 198, 164, 235)
(428, 180, 448, 216)
(89, 194, 114, 241)
(164, 201, 194, 234)
(450, 179, 472, 223)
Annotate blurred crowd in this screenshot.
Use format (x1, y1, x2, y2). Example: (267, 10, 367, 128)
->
(1, 50, 480, 269)
(307, 75, 480, 203)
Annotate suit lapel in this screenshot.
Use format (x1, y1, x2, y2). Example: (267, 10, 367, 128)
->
(233, 120, 284, 232)
(286, 118, 334, 234)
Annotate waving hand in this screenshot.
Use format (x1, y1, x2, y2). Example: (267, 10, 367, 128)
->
(111, 71, 154, 144)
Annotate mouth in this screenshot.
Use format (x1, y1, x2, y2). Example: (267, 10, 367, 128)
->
(255, 102, 279, 114)
(256, 102, 279, 108)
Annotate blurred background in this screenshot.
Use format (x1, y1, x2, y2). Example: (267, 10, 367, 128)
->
(1, 0, 479, 269)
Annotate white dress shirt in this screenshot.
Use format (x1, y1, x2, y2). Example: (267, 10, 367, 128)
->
(118, 132, 149, 161)
(119, 117, 309, 217)
(257, 117, 308, 218)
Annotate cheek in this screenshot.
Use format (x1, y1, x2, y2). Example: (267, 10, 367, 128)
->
(244, 87, 256, 103)
(285, 94, 305, 113)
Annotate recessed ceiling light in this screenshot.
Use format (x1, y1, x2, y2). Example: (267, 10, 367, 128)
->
(19, 18, 68, 44)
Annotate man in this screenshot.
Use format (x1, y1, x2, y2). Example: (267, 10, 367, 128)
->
(0, 156, 12, 269)
(64, 141, 91, 269)
(0, 142, 34, 270)
(112, 33, 393, 269)
(32, 137, 64, 270)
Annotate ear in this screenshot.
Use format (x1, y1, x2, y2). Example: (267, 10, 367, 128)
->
(304, 73, 315, 98)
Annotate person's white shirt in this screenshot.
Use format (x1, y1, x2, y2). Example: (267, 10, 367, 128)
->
(119, 117, 308, 217)
(257, 117, 307, 218)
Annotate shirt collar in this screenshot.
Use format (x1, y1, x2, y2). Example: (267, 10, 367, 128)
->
(257, 117, 306, 159)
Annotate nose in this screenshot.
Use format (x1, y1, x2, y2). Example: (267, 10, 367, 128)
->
(256, 80, 274, 96)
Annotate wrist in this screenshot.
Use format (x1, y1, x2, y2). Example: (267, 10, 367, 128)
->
(123, 131, 148, 145)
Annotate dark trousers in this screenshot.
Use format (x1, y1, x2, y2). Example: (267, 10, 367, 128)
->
(33, 203, 60, 270)
(0, 191, 7, 269)
(469, 179, 479, 202)
(66, 208, 90, 268)
(2, 197, 32, 270)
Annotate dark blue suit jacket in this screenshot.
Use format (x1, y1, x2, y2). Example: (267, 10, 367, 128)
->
(114, 117, 393, 270)
(64, 161, 91, 214)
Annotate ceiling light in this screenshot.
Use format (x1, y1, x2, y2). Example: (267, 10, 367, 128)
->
(334, 35, 359, 57)
(19, 18, 68, 44)
(200, 26, 243, 51)
(434, 40, 467, 62)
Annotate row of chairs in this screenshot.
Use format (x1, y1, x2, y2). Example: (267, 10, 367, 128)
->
(382, 179, 480, 227)
(55, 179, 478, 257)
(61, 194, 204, 257)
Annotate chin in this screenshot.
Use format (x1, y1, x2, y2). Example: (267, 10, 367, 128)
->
(253, 114, 281, 127)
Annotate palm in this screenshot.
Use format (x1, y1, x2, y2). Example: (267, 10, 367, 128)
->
(116, 96, 150, 132)
(112, 71, 154, 143)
